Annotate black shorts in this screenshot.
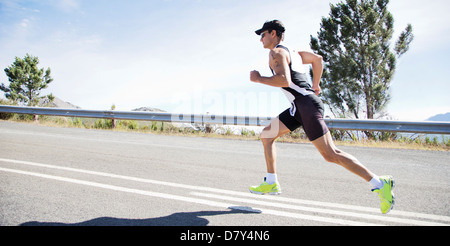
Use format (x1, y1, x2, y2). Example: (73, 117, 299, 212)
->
(278, 94, 329, 141)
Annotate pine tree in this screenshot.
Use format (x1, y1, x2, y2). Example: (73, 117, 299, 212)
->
(1, 54, 54, 106)
(310, 0, 413, 120)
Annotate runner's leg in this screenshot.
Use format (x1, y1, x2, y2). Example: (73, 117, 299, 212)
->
(311, 131, 375, 182)
(260, 117, 291, 174)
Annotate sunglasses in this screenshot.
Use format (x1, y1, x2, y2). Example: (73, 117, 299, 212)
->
(260, 31, 269, 38)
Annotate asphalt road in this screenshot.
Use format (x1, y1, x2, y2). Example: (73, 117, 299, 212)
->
(1, 120, 449, 228)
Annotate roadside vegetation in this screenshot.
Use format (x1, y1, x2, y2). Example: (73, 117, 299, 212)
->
(1, 102, 448, 152)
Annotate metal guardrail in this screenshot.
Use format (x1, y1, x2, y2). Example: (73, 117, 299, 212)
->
(1, 105, 449, 134)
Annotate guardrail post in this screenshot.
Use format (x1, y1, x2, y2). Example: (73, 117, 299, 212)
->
(103, 110, 116, 129)
(205, 112, 212, 133)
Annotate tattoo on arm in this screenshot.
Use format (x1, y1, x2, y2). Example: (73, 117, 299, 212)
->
(271, 52, 281, 69)
(265, 49, 291, 87)
(274, 60, 280, 68)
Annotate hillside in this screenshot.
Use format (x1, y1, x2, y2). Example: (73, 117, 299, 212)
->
(40, 97, 81, 109)
(132, 107, 166, 112)
(426, 112, 450, 122)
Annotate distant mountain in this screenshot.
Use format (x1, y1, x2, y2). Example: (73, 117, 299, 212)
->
(132, 107, 166, 113)
(426, 112, 450, 122)
(40, 97, 81, 109)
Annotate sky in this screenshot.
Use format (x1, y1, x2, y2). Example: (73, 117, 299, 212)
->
(1, 0, 449, 121)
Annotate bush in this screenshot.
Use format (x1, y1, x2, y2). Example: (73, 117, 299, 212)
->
(0, 99, 16, 120)
(94, 119, 113, 129)
(119, 120, 138, 130)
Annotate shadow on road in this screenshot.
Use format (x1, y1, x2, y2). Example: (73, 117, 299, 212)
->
(19, 206, 261, 226)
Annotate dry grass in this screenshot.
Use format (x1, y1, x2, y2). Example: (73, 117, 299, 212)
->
(3, 116, 449, 152)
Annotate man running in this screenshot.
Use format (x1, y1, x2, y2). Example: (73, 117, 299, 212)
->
(249, 20, 395, 214)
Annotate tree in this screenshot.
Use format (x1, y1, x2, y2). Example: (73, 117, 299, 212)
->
(1, 54, 54, 107)
(310, 0, 413, 120)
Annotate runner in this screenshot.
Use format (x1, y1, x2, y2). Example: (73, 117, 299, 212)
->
(249, 20, 395, 214)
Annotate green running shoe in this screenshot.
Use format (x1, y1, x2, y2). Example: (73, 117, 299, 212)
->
(249, 178, 281, 195)
(372, 175, 395, 214)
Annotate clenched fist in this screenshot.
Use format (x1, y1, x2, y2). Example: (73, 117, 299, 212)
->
(250, 70, 261, 83)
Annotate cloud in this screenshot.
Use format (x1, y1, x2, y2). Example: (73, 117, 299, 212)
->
(20, 18, 30, 28)
(54, 0, 81, 12)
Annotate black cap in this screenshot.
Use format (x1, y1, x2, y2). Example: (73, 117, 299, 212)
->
(255, 20, 285, 35)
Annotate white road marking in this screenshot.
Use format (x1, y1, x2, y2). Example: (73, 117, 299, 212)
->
(0, 166, 379, 226)
(191, 192, 448, 226)
(1, 157, 449, 226)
